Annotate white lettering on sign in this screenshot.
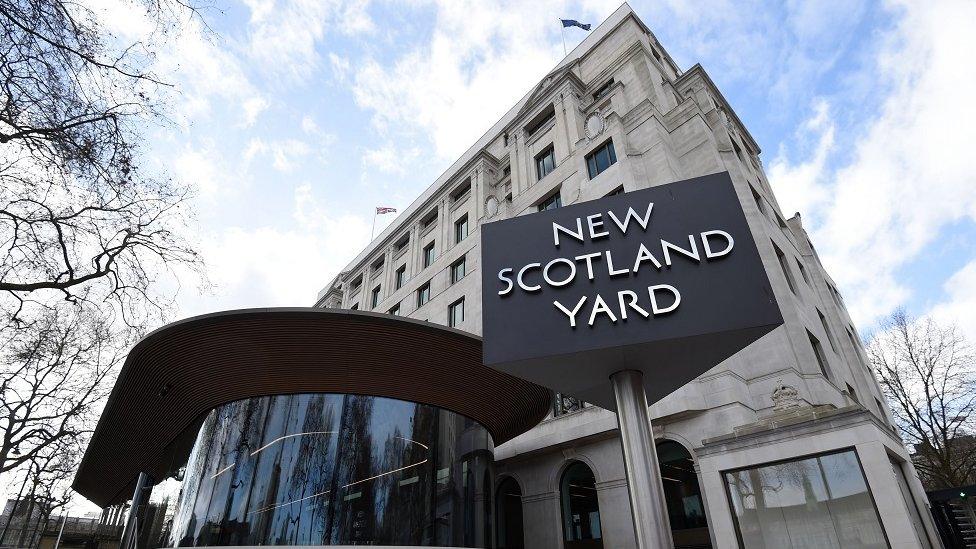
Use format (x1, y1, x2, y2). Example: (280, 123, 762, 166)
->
(499, 200, 736, 328)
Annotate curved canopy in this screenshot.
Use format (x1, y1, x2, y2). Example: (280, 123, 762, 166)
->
(73, 308, 552, 506)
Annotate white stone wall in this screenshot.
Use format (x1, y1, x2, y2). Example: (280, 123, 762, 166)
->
(315, 5, 939, 548)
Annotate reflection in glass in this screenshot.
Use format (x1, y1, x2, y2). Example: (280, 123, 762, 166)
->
(657, 440, 711, 548)
(162, 393, 492, 547)
(560, 461, 603, 549)
(723, 449, 887, 549)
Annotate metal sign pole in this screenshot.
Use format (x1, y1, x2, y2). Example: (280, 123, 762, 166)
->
(611, 369, 675, 549)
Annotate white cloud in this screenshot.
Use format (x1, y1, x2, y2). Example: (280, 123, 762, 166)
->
(362, 143, 421, 176)
(768, 0, 976, 327)
(182, 185, 370, 315)
(350, 0, 609, 160)
(928, 260, 976, 344)
(243, 138, 313, 172)
(173, 142, 233, 199)
(768, 99, 834, 218)
(242, 96, 270, 127)
(243, 0, 374, 82)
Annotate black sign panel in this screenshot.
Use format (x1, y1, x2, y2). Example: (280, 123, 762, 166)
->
(481, 172, 783, 409)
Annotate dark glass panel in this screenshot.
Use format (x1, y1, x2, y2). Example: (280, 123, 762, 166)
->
(496, 477, 524, 549)
(168, 393, 490, 548)
(560, 461, 603, 548)
(657, 440, 711, 548)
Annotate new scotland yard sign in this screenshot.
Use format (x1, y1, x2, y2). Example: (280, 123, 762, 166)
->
(480, 172, 783, 409)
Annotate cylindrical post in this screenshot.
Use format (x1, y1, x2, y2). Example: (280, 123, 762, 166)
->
(119, 472, 150, 549)
(611, 369, 674, 549)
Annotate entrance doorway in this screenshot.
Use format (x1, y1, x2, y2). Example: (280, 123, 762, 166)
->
(657, 440, 712, 548)
(496, 476, 524, 549)
(560, 461, 603, 549)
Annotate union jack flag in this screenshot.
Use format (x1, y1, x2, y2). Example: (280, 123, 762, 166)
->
(376, 206, 397, 215)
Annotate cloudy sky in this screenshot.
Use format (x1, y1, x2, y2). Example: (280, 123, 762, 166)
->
(92, 0, 975, 340)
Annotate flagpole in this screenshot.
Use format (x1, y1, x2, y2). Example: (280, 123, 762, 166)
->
(559, 19, 567, 56)
(371, 210, 377, 241)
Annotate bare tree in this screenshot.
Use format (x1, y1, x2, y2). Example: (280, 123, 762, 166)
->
(0, 0, 206, 495)
(868, 309, 976, 489)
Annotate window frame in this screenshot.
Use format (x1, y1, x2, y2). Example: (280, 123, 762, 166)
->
(417, 282, 431, 308)
(720, 446, 890, 549)
(454, 214, 468, 244)
(535, 145, 555, 181)
(585, 139, 617, 179)
(423, 242, 436, 268)
(537, 191, 562, 212)
(370, 286, 381, 308)
(450, 256, 466, 284)
(395, 264, 407, 290)
(448, 297, 464, 328)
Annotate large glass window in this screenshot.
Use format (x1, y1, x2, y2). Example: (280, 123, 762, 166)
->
(455, 215, 468, 244)
(723, 449, 887, 549)
(560, 461, 603, 548)
(496, 477, 524, 549)
(657, 440, 711, 548)
(167, 394, 493, 547)
(538, 192, 561, 212)
(585, 140, 617, 179)
(536, 146, 555, 180)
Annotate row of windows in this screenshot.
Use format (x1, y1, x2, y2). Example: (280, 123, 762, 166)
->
(534, 139, 617, 183)
(353, 215, 470, 309)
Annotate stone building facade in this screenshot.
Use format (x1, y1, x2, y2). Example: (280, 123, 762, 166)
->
(316, 5, 941, 548)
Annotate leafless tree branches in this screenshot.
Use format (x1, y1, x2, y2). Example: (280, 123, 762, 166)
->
(0, 0, 206, 503)
(869, 309, 976, 489)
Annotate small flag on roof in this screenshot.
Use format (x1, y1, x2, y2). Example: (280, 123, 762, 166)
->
(376, 206, 397, 214)
(561, 19, 591, 31)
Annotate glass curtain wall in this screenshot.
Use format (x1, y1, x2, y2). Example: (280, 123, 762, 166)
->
(162, 393, 492, 547)
(724, 449, 887, 549)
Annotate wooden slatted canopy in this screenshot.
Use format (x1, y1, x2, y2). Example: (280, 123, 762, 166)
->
(72, 308, 552, 507)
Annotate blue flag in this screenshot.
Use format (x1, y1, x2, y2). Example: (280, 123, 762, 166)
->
(561, 19, 591, 31)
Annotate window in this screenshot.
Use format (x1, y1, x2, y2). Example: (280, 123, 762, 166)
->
(350, 303, 359, 310)
(846, 383, 859, 404)
(455, 215, 468, 244)
(450, 179, 471, 202)
(496, 477, 524, 549)
(450, 256, 466, 284)
(817, 309, 838, 353)
(847, 327, 867, 367)
(585, 139, 617, 179)
(395, 265, 407, 290)
(388, 303, 400, 316)
(796, 258, 811, 285)
(503, 133, 509, 147)
(724, 449, 886, 549)
(593, 79, 614, 100)
(807, 330, 831, 379)
(605, 185, 625, 197)
(536, 146, 555, 180)
(503, 165, 511, 177)
(421, 209, 438, 231)
(751, 186, 766, 216)
(395, 234, 410, 252)
(370, 286, 381, 308)
(448, 297, 464, 327)
(538, 191, 561, 212)
(657, 441, 709, 536)
(371, 257, 384, 272)
(874, 397, 886, 417)
(350, 275, 363, 291)
(772, 241, 797, 294)
(423, 242, 435, 268)
(417, 282, 431, 307)
(560, 462, 602, 543)
(525, 104, 555, 137)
